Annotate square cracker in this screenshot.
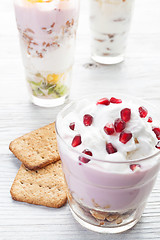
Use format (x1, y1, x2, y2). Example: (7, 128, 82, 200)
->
(10, 161, 67, 208)
(9, 123, 60, 170)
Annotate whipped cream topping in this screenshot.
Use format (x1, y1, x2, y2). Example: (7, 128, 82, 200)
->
(59, 97, 159, 172)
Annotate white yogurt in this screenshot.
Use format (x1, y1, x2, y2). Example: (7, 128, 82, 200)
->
(20, 36, 75, 74)
(90, 0, 135, 58)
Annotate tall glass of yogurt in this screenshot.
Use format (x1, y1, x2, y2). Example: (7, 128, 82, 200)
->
(89, 0, 135, 64)
(14, 0, 80, 107)
(56, 94, 160, 233)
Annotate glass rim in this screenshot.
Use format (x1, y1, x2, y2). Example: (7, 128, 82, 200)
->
(56, 94, 160, 164)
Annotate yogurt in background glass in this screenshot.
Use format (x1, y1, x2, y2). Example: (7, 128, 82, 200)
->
(56, 94, 160, 233)
(90, 0, 135, 64)
(14, 0, 80, 107)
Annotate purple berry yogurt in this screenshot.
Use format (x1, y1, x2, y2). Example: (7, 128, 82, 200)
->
(56, 95, 160, 233)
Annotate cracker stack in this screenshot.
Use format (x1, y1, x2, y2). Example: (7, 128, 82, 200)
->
(9, 123, 67, 208)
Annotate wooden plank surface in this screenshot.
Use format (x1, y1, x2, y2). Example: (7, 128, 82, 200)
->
(0, 0, 160, 239)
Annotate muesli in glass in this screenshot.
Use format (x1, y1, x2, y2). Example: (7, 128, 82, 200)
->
(90, 0, 135, 64)
(14, 0, 80, 107)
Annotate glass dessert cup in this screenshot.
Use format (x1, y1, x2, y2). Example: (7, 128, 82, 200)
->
(89, 0, 135, 64)
(14, 0, 80, 107)
(56, 94, 160, 233)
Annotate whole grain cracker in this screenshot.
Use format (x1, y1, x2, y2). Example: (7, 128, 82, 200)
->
(10, 161, 67, 208)
(9, 123, 60, 170)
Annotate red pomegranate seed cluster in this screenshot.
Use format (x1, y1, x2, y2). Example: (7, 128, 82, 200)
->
(101, 101, 133, 153)
(97, 97, 122, 106)
(69, 97, 160, 165)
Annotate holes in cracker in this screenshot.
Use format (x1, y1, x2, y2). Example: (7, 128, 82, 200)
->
(41, 156, 44, 159)
(48, 186, 52, 189)
(58, 164, 61, 168)
(48, 137, 54, 141)
(37, 150, 40, 154)
(35, 170, 38, 173)
(30, 183, 33, 185)
(20, 181, 24, 184)
(39, 185, 42, 188)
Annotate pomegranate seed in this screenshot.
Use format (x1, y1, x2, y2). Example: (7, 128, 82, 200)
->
(155, 141, 160, 149)
(79, 149, 93, 163)
(69, 122, 75, 131)
(96, 98, 110, 106)
(72, 135, 82, 147)
(119, 131, 132, 144)
(110, 97, 122, 104)
(139, 106, 148, 118)
(114, 118, 126, 133)
(106, 143, 117, 154)
(148, 117, 153, 123)
(104, 123, 115, 135)
(83, 114, 93, 126)
(152, 127, 160, 140)
(121, 108, 131, 122)
(130, 164, 141, 171)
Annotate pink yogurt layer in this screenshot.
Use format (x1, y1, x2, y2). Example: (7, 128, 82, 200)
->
(57, 138, 160, 212)
(14, 2, 78, 43)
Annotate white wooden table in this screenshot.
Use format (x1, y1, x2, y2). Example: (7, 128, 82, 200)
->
(0, 0, 160, 239)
